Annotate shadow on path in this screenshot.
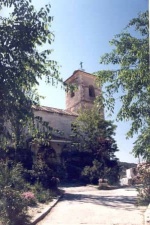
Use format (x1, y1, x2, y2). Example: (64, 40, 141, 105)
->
(60, 192, 138, 211)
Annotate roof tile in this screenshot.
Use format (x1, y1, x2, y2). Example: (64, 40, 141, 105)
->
(32, 105, 78, 116)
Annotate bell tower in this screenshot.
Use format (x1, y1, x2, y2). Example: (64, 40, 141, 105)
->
(64, 70, 102, 114)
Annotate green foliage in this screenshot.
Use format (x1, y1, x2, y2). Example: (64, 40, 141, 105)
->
(26, 157, 55, 188)
(0, 161, 26, 190)
(0, 187, 30, 225)
(137, 163, 150, 205)
(31, 182, 52, 203)
(21, 191, 37, 207)
(36, 190, 51, 203)
(0, 153, 60, 224)
(81, 159, 120, 185)
(0, 0, 61, 149)
(0, 160, 59, 224)
(81, 160, 103, 184)
(30, 181, 61, 203)
(72, 106, 119, 162)
(62, 106, 119, 184)
(0, 146, 33, 170)
(96, 11, 149, 160)
(0, 162, 30, 225)
(133, 123, 150, 161)
(61, 147, 92, 180)
(105, 160, 120, 184)
(24, 145, 60, 189)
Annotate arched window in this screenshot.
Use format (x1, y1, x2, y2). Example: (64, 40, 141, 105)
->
(70, 90, 75, 98)
(89, 85, 95, 97)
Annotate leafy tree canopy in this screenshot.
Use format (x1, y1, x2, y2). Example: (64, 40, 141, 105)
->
(62, 105, 119, 183)
(0, 0, 61, 148)
(96, 11, 149, 160)
(72, 106, 119, 162)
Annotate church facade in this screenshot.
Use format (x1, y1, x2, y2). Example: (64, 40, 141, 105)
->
(33, 70, 102, 161)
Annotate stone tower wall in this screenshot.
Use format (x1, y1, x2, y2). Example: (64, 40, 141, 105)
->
(65, 70, 101, 113)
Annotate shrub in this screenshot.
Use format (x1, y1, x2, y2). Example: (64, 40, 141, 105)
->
(21, 191, 37, 206)
(81, 159, 120, 185)
(50, 177, 60, 189)
(104, 160, 120, 185)
(36, 190, 51, 203)
(31, 182, 52, 203)
(81, 160, 103, 184)
(27, 158, 56, 188)
(0, 187, 30, 225)
(0, 160, 26, 191)
(0, 161, 31, 225)
(0, 147, 33, 170)
(137, 163, 150, 205)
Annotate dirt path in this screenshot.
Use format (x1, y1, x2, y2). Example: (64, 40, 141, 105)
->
(36, 185, 146, 225)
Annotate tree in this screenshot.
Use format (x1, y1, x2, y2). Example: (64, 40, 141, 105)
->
(0, 0, 61, 149)
(62, 105, 119, 184)
(96, 11, 149, 160)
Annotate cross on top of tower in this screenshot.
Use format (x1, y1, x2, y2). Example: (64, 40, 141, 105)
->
(80, 61, 83, 69)
(79, 62, 85, 71)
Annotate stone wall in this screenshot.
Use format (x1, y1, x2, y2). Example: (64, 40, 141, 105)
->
(34, 109, 77, 139)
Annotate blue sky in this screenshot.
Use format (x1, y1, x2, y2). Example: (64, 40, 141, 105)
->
(36, 0, 148, 163)
(11, 0, 148, 163)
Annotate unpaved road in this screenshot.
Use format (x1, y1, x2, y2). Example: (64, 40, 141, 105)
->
(37, 185, 146, 225)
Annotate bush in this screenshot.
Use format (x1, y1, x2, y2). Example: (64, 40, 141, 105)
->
(0, 187, 30, 225)
(30, 182, 52, 203)
(50, 177, 60, 189)
(81, 159, 120, 185)
(81, 160, 103, 184)
(0, 160, 26, 190)
(26, 157, 56, 188)
(36, 190, 51, 203)
(137, 163, 150, 205)
(104, 161, 120, 185)
(21, 191, 37, 207)
(0, 161, 31, 225)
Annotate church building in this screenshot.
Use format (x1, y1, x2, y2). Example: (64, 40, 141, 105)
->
(33, 70, 102, 161)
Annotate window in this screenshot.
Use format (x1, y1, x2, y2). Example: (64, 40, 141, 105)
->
(89, 85, 95, 97)
(70, 90, 75, 98)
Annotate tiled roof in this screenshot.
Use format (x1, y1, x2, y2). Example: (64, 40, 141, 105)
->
(32, 105, 78, 116)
